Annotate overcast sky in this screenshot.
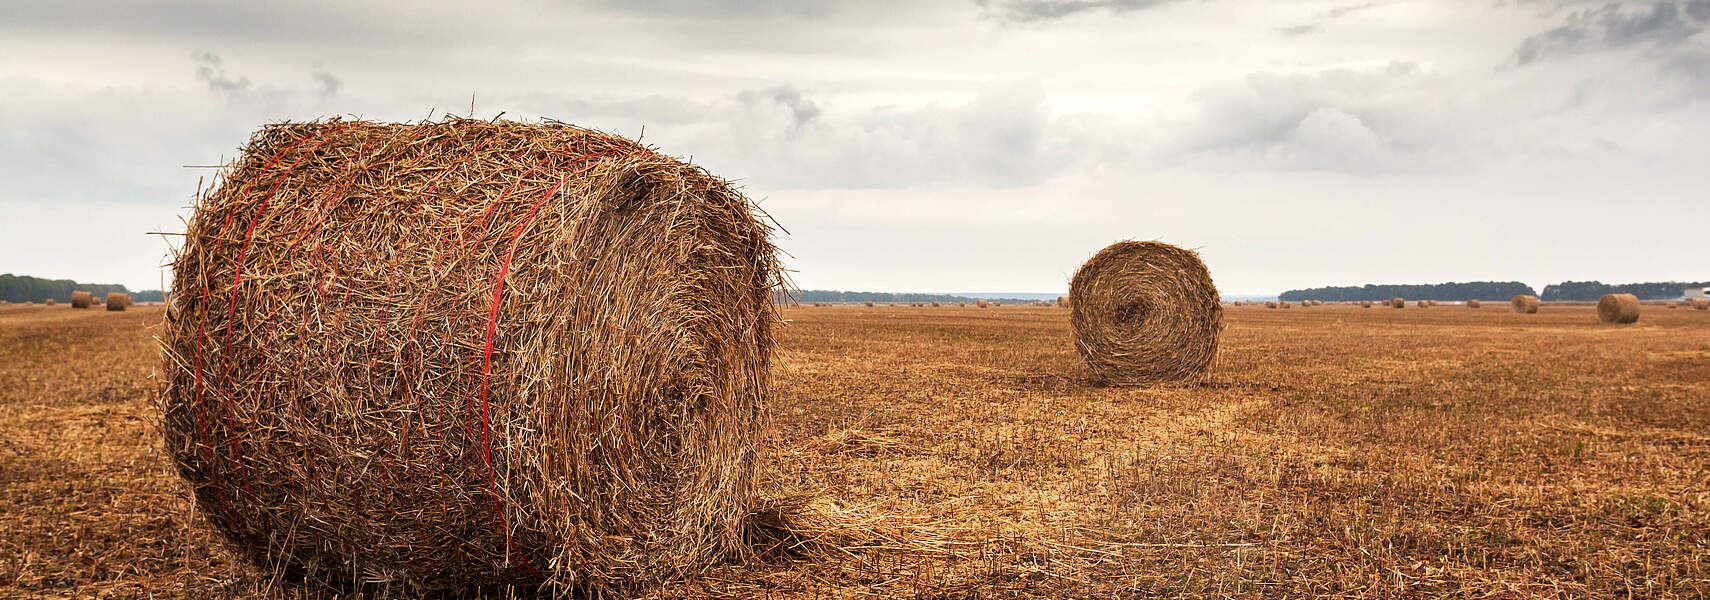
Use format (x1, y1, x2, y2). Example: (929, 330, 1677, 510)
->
(2, 0, 1706, 296)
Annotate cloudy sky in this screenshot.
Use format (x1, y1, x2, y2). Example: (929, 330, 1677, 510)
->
(2, 0, 1706, 296)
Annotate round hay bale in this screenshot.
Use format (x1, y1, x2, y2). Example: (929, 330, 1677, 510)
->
(1360, 300, 1372, 308)
(106, 292, 131, 311)
(1068, 241, 1221, 385)
(930, 301, 940, 307)
(1596, 293, 1640, 324)
(157, 119, 780, 594)
(1696, 299, 1709, 310)
(1667, 302, 1678, 309)
(44, 297, 56, 306)
(1511, 295, 1540, 314)
(1057, 295, 1069, 307)
(1390, 297, 1404, 309)
(1281, 301, 1292, 309)
(1265, 301, 1277, 309)
(976, 299, 989, 308)
(1467, 299, 1481, 309)
(864, 300, 875, 307)
(71, 290, 93, 308)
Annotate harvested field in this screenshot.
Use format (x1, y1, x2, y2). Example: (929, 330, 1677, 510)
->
(1, 303, 1707, 598)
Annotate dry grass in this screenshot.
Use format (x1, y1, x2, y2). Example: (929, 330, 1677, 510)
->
(2, 303, 1708, 598)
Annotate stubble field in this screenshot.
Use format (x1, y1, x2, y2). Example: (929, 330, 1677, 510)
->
(1, 302, 1706, 598)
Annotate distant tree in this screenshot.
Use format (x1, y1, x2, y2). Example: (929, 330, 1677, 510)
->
(1541, 280, 1710, 301)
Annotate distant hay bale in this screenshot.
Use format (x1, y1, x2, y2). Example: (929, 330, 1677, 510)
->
(44, 297, 56, 306)
(957, 302, 966, 307)
(1596, 293, 1640, 324)
(1666, 302, 1677, 309)
(71, 290, 94, 308)
(1416, 300, 1428, 308)
(157, 119, 780, 594)
(865, 300, 875, 307)
(1390, 297, 1405, 309)
(1696, 299, 1709, 310)
(1511, 295, 1540, 314)
(993, 301, 1002, 306)
(106, 292, 131, 311)
(1281, 301, 1292, 309)
(1467, 299, 1481, 309)
(976, 299, 989, 308)
(1360, 300, 1372, 308)
(1069, 241, 1221, 385)
(1265, 301, 1278, 309)
(930, 301, 940, 307)
(1057, 295, 1069, 307)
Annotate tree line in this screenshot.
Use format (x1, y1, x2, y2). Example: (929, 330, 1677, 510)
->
(0, 274, 166, 304)
(1539, 281, 1710, 302)
(1280, 281, 1537, 302)
(1283, 280, 1709, 302)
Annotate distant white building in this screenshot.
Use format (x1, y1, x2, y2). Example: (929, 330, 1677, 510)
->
(1687, 287, 1708, 300)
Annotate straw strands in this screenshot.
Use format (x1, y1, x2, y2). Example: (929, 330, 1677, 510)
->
(156, 119, 781, 595)
(1068, 241, 1221, 385)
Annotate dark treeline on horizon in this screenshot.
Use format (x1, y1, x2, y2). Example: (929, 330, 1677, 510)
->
(1284, 280, 1709, 302)
(782, 290, 1041, 305)
(0, 274, 166, 304)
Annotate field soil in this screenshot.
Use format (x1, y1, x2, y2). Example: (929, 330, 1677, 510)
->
(1, 302, 1706, 598)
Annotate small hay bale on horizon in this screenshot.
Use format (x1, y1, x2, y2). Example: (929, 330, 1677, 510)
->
(977, 299, 989, 308)
(1597, 293, 1640, 324)
(1467, 299, 1481, 308)
(1069, 240, 1221, 385)
(1391, 297, 1405, 308)
(44, 297, 56, 306)
(1265, 301, 1278, 309)
(1512, 295, 1541, 314)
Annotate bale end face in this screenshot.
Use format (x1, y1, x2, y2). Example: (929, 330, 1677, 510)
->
(1068, 241, 1221, 386)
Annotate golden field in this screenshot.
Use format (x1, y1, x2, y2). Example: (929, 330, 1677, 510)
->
(1, 302, 1705, 598)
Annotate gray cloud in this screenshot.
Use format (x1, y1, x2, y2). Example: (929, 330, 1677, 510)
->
(975, 0, 1180, 23)
(312, 70, 342, 98)
(736, 85, 821, 134)
(192, 51, 251, 95)
(1512, 1, 1709, 65)
(1280, 2, 1377, 36)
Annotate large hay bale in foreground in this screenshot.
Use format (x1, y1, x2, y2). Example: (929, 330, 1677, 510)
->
(106, 292, 131, 311)
(1068, 241, 1221, 385)
(1597, 293, 1640, 324)
(71, 290, 93, 308)
(1512, 295, 1540, 314)
(158, 119, 780, 594)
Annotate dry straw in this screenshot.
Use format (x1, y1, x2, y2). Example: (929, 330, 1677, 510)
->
(1360, 300, 1372, 308)
(864, 300, 875, 307)
(1512, 295, 1541, 314)
(1265, 301, 1278, 309)
(44, 297, 56, 306)
(71, 290, 94, 308)
(1467, 299, 1481, 308)
(1597, 293, 1640, 324)
(106, 292, 131, 311)
(1696, 299, 1709, 310)
(1068, 241, 1221, 385)
(157, 119, 782, 595)
(976, 299, 989, 308)
(1391, 297, 1405, 309)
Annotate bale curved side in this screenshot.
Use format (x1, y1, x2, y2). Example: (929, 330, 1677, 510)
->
(157, 119, 780, 595)
(106, 292, 131, 311)
(1597, 294, 1640, 324)
(1391, 297, 1404, 308)
(71, 290, 93, 308)
(1512, 295, 1540, 314)
(1068, 241, 1221, 385)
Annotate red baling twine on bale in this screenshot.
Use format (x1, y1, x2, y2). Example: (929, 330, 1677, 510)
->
(473, 149, 637, 577)
(191, 125, 351, 501)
